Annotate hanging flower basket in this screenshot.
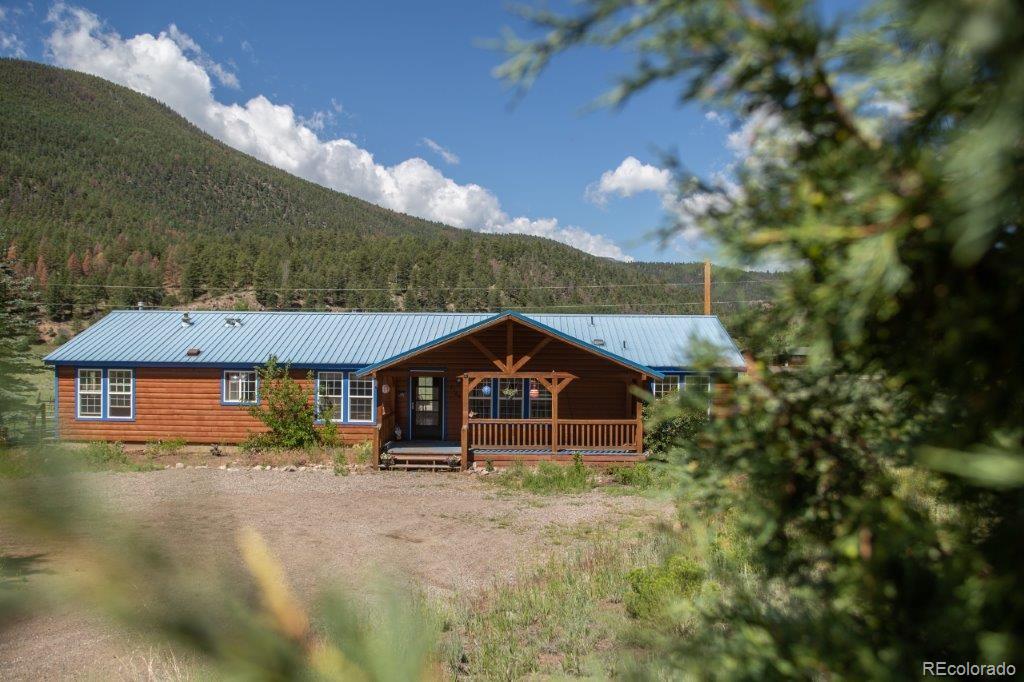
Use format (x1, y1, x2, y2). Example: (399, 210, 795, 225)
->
(501, 385, 520, 399)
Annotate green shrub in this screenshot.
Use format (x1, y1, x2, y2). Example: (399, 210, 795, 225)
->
(144, 437, 187, 458)
(494, 454, 593, 494)
(625, 555, 705, 621)
(332, 449, 349, 476)
(643, 400, 708, 457)
(611, 462, 669, 491)
(240, 432, 278, 455)
(247, 357, 319, 449)
(352, 440, 372, 465)
(318, 404, 341, 447)
(83, 441, 130, 468)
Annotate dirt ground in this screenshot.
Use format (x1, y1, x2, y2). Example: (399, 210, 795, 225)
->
(0, 468, 670, 680)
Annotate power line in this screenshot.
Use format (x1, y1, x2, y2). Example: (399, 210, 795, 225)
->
(55, 298, 778, 313)
(39, 279, 780, 293)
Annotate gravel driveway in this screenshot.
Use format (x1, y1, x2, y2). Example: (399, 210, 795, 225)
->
(0, 468, 669, 680)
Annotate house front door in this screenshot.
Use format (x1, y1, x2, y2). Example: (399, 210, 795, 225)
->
(412, 375, 443, 439)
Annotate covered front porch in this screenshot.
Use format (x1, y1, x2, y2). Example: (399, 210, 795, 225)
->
(458, 369, 643, 468)
(364, 312, 655, 469)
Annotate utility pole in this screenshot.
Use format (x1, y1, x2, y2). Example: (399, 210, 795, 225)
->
(703, 259, 712, 315)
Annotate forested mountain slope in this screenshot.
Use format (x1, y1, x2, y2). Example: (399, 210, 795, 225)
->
(0, 59, 777, 320)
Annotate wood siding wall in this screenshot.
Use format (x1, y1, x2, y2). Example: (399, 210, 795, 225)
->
(55, 367, 375, 445)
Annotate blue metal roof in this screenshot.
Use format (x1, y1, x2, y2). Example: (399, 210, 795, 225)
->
(43, 310, 745, 370)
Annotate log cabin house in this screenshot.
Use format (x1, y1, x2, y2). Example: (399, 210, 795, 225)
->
(44, 310, 744, 469)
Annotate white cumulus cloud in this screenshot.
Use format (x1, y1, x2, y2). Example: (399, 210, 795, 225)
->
(43, 4, 631, 261)
(585, 156, 672, 207)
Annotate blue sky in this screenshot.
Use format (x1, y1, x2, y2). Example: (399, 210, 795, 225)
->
(0, 1, 854, 263)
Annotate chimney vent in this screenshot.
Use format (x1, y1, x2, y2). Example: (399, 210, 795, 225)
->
(181, 312, 193, 327)
(136, 301, 144, 310)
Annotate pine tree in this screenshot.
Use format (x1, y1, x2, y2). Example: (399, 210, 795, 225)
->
(0, 246, 42, 438)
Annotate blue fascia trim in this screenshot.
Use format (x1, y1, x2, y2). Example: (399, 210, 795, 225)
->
(354, 311, 665, 379)
(220, 369, 260, 407)
(48, 360, 368, 370)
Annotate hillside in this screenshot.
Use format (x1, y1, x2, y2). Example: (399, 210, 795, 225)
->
(0, 59, 778, 321)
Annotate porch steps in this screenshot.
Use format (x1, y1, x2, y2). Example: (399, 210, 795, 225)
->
(382, 443, 461, 471)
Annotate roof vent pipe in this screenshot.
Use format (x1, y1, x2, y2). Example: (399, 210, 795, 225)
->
(137, 301, 144, 310)
(590, 315, 594, 326)
(181, 312, 193, 327)
(622, 340, 628, 350)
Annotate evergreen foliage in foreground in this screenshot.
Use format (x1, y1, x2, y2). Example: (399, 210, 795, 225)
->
(500, 0, 1024, 676)
(0, 58, 778, 321)
(0, 243, 41, 438)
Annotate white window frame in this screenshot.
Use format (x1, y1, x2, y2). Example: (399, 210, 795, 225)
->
(497, 378, 523, 419)
(223, 370, 258, 405)
(651, 375, 680, 399)
(106, 369, 134, 420)
(527, 379, 552, 419)
(77, 368, 103, 419)
(347, 375, 375, 423)
(316, 371, 344, 422)
(468, 379, 492, 419)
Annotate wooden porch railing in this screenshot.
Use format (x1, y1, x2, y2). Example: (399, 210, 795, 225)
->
(469, 419, 552, 449)
(558, 419, 638, 451)
(468, 418, 641, 454)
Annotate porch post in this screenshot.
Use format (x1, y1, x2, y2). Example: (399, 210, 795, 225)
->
(371, 372, 381, 468)
(550, 372, 559, 456)
(460, 375, 484, 470)
(461, 375, 469, 470)
(634, 378, 645, 456)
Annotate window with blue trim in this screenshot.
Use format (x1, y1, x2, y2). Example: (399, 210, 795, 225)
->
(77, 369, 102, 418)
(468, 380, 492, 418)
(527, 379, 552, 419)
(224, 370, 258, 404)
(652, 375, 680, 398)
(348, 376, 374, 422)
(317, 371, 344, 421)
(107, 369, 134, 419)
(498, 378, 522, 419)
